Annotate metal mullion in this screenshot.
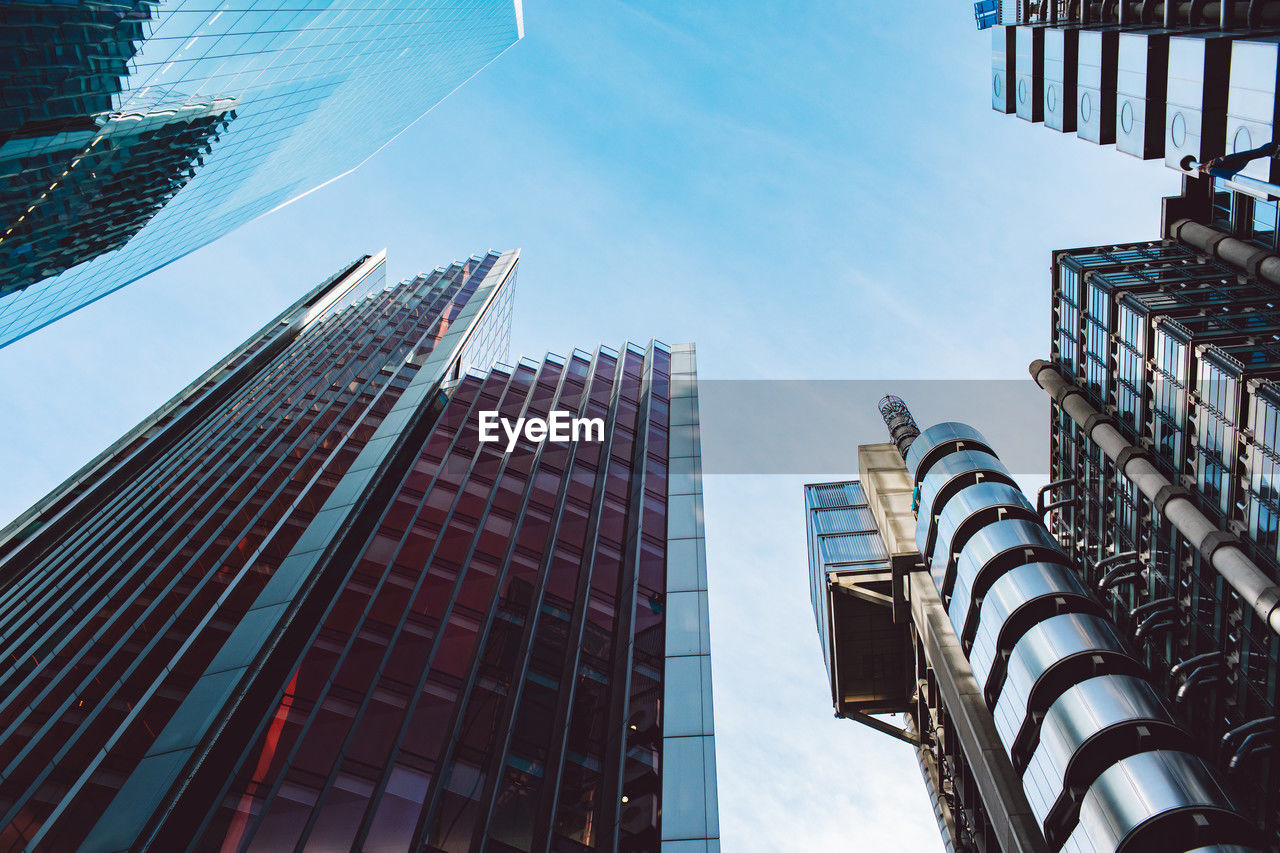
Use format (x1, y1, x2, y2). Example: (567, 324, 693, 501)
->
(408, 358, 585, 852)
(530, 346, 629, 853)
(467, 352, 607, 853)
(0, 274, 437, 636)
(336, 372, 555, 849)
(205, 260, 510, 845)
(24, 270, 476, 840)
(0, 322, 387, 820)
(0, 297, 347, 626)
(0, 283, 414, 635)
(0, 285, 424, 711)
(0, 255, 375, 568)
(0, 288, 443, 809)
(223, 364, 531, 852)
(598, 344, 657, 850)
(284, 368, 527, 853)
(1, 348, 409, 824)
(0, 294, 388, 715)
(17, 292, 462, 847)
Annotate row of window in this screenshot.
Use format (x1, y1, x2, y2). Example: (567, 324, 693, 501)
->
(1213, 177, 1280, 252)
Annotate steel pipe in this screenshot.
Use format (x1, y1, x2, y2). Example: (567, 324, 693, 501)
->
(1029, 359, 1280, 636)
(1180, 155, 1280, 200)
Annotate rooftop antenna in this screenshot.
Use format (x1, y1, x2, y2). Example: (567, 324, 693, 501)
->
(878, 395, 920, 458)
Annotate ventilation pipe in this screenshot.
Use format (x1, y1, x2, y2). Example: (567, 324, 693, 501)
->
(1028, 359, 1280, 637)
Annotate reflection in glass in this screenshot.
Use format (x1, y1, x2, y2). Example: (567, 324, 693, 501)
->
(0, 0, 523, 345)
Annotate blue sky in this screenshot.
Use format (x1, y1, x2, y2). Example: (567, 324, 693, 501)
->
(0, 2, 1181, 849)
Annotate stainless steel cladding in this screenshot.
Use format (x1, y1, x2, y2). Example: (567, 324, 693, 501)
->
(993, 612, 1139, 772)
(927, 481, 1037, 594)
(1024, 674, 1192, 847)
(969, 561, 1104, 708)
(1064, 751, 1257, 852)
(905, 419, 1261, 852)
(906, 421, 998, 486)
(948, 518, 1069, 650)
(914, 447, 1011, 542)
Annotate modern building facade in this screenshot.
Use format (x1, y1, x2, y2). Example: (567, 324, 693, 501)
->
(0, 249, 718, 851)
(972, 7, 1280, 846)
(986, 1, 1280, 186)
(0, 0, 523, 346)
(807, 406, 1264, 852)
(1034, 233, 1280, 845)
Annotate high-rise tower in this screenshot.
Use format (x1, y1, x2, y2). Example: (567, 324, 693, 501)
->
(973, 6, 1280, 844)
(0, 249, 719, 852)
(0, 0, 524, 346)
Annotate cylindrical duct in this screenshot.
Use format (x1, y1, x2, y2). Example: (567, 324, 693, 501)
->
(905, 418, 1262, 852)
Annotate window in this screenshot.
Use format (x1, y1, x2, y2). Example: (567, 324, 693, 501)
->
(1196, 360, 1237, 517)
(1152, 329, 1188, 471)
(1252, 198, 1278, 250)
(1212, 178, 1234, 231)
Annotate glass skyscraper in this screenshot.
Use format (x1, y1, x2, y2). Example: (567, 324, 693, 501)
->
(0, 0, 523, 346)
(0, 249, 719, 851)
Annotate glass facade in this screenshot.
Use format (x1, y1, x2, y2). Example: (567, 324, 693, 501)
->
(804, 481, 890, 695)
(1048, 239, 1280, 843)
(0, 0, 523, 346)
(985, 10, 1280, 842)
(804, 470, 1009, 852)
(0, 251, 718, 852)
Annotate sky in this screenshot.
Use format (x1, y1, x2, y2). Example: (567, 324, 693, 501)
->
(0, 2, 1183, 850)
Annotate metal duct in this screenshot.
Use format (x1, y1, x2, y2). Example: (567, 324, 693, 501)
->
(927, 481, 1038, 594)
(949, 519, 1071, 651)
(916, 456, 1021, 562)
(1025, 674, 1194, 847)
(994, 612, 1142, 771)
(1028, 359, 1280, 637)
(970, 562, 1108, 708)
(896, 415, 1261, 851)
(1065, 751, 1258, 851)
(906, 421, 997, 487)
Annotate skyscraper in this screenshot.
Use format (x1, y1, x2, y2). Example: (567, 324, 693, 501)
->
(807, 405, 1264, 852)
(966, 7, 1280, 845)
(0, 249, 719, 852)
(0, 0, 524, 347)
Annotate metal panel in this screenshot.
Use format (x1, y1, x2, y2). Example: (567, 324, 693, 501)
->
(1166, 32, 1235, 171)
(906, 421, 996, 484)
(947, 519, 1068, 644)
(1016, 25, 1046, 123)
(1226, 36, 1280, 184)
(819, 531, 890, 563)
(914, 450, 1012, 562)
(992, 613, 1130, 762)
(1024, 674, 1185, 844)
(968, 561, 1094, 703)
(928, 482, 1036, 598)
(994, 26, 1018, 114)
(1117, 31, 1173, 159)
(813, 506, 878, 533)
(1066, 751, 1259, 852)
(1045, 27, 1080, 132)
(1078, 28, 1119, 145)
